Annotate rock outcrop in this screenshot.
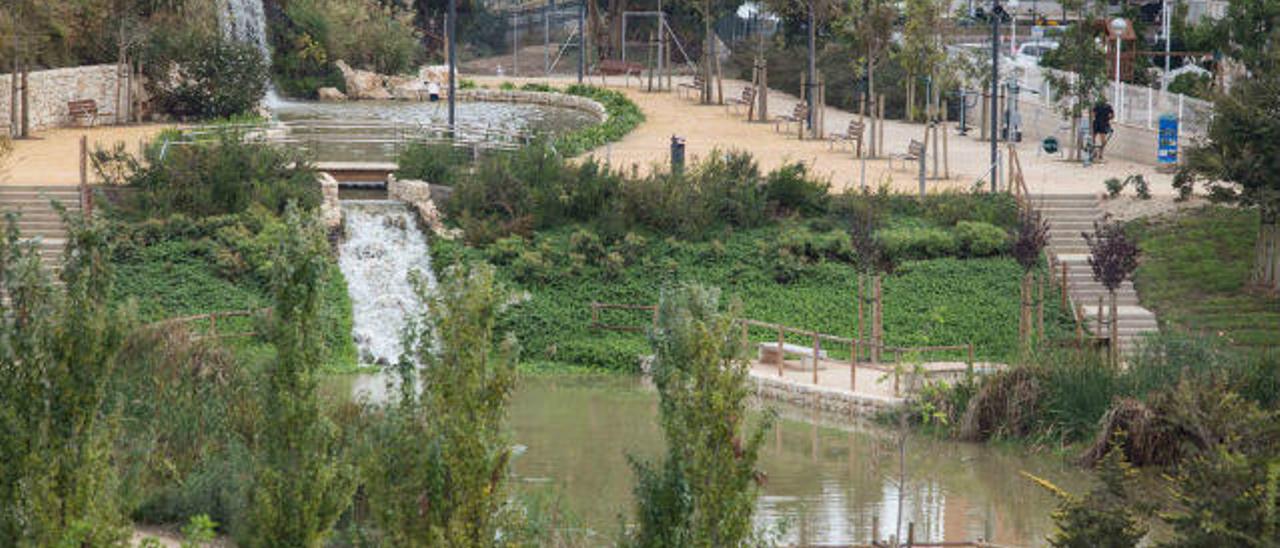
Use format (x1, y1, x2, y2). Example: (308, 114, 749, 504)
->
(335, 60, 391, 100)
(317, 87, 347, 101)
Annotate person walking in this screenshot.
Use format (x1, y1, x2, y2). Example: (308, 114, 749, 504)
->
(1091, 99, 1115, 161)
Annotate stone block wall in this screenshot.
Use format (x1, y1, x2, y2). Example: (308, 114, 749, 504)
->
(0, 65, 123, 132)
(1014, 97, 1162, 165)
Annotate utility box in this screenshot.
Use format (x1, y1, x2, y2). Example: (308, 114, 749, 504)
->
(670, 135, 686, 173)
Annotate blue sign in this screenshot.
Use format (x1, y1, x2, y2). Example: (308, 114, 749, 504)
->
(1158, 114, 1179, 165)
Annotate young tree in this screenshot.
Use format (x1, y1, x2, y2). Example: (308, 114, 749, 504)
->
(1013, 209, 1049, 354)
(896, 0, 945, 122)
(1024, 442, 1149, 548)
(834, 0, 894, 150)
(1175, 68, 1280, 292)
(238, 204, 356, 547)
(1041, 12, 1108, 160)
(1083, 217, 1138, 365)
(625, 284, 773, 547)
(364, 263, 520, 546)
(0, 211, 135, 546)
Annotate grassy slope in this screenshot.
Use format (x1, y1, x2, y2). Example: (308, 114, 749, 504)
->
(112, 239, 358, 371)
(1129, 206, 1280, 350)
(433, 223, 1073, 372)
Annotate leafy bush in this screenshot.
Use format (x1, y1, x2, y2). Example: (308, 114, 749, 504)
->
(95, 133, 320, 219)
(395, 142, 470, 185)
(763, 162, 830, 216)
(877, 225, 959, 261)
(144, 31, 267, 120)
(271, 0, 422, 97)
(556, 85, 646, 157)
(955, 221, 1009, 257)
(1105, 177, 1125, 198)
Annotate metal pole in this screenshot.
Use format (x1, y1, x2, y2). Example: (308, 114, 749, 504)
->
(578, 0, 586, 83)
(807, 0, 817, 131)
(545, 0, 553, 74)
(448, 0, 457, 131)
(1162, 0, 1171, 92)
(512, 11, 519, 76)
(1115, 36, 1123, 123)
(990, 0, 1000, 193)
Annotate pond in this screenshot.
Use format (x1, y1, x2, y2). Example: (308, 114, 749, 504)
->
(337, 373, 1088, 546)
(272, 99, 598, 162)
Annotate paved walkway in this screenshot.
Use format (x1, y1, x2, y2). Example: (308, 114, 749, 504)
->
(1, 124, 171, 185)
(475, 74, 1178, 197)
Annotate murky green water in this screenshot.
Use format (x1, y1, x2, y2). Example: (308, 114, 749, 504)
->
(336, 373, 1087, 546)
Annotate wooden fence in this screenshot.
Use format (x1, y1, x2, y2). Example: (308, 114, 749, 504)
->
(145, 308, 267, 341)
(588, 302, 976, 395)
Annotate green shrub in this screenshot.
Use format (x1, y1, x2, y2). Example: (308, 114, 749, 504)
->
(1105, 177, 1125, 198)
(271, 0, 421, 97)
(395, 142, 470, 185)
(144, 31, 267, 120)
(556, 85, 646, 156)
(763, 162, 830, 216)
(955, 221, 1009, 257)
(877, 226, 959, 261)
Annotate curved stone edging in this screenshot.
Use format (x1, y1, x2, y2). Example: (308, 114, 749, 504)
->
(456, 89, 608, 124)
(750, 371, 903, 417)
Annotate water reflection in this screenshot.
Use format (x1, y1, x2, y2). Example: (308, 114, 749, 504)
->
(341, 373, 1086, 546)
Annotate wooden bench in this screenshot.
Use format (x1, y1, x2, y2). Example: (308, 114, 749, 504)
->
(758, 342, 829, 369)
(725, 86, 756, 114)
(772, 102, 809, 133)
(889, 139, 926, 171)
(827, 119, 866, 155)
(596, 59, 644, 77)
(68, 99, 111, 127)
(678, 74, 705, 99)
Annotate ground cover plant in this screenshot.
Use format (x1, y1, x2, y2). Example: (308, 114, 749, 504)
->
(94, 134, 357, 371)
(1127, 206, 1279, 350)
(429, 149, 1069, 372)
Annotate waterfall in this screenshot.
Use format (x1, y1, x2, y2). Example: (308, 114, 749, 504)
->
(338, 201, 436, 366)
(221, 0, 282, 107)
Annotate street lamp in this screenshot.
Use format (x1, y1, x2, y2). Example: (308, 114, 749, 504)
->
(1110, 17, 1126, 123)
(1161, 0, 1171, 92)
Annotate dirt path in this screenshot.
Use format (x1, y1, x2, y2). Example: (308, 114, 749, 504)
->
(1, 124, 173, 186)
(475, 74, 1177, 197)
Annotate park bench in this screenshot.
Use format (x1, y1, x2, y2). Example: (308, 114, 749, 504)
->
(596, 59, 644, 77)
(772, 102, 808, 133)
(68, 99, 110, 127)
(827, 119, 866, 155)
(725, 86, 756, 114)
(758, 341, 829, 369)
(888, 139, 926, 171)
(677, 74, 705, 99)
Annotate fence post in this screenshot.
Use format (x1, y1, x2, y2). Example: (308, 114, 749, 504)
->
(1061, 261, 1068, 309)
(651, 305, 658, 328)
(967, 343, 975, 376)
(872, 516, 879, 545)
(907, 522, 915, 547)
(850, 341, 858, 391)
(590, 302, 598, 329)
(1147, 86, 1154, 129)
(812, 332, 820, 384)
(777, 326, 785, 377)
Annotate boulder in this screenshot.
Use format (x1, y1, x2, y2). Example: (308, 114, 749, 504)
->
(317, 87, 347, 101)
(335, 60, 390, 100)
(387, 75, 426, 100)
(317, 172, 342, 231)
(418, 65, 452, 85)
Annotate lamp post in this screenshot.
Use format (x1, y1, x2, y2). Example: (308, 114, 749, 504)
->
(1111, 17, 1126, 124)
(990, 0, 1001, 193)
(1009, 0, 1019, 56)
(1161, 0, 1171, 92)
(448, 0, 457, 132)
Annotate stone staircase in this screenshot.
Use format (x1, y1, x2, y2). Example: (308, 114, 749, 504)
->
(1032, 194, 1159, 354)
(0, 185, 80, 276)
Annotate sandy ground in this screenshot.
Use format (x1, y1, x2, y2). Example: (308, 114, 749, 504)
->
(1, 124, 173, 186)
(476, 74, 1178, 197)
(4, 74, 1180, 200)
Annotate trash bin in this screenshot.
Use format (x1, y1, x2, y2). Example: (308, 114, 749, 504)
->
(670, 135, 686, 173)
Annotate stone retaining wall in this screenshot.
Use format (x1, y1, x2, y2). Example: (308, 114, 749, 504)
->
(749, 372, 902, 417)
(457, 89, 608, 123)
(1, 65, 124, 132)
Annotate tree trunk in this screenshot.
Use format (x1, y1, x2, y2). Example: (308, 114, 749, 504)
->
(907, 76, 915, 122)
(1109, 289, 1119, 367)
(1069, 115, 1080, 161)
(20, 63, 29, 138)
(1255, 218, 1279, 292)
(702, 1, 714, 104)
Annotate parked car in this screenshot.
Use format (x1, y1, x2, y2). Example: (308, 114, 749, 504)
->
(1015, 40, 1059, 66)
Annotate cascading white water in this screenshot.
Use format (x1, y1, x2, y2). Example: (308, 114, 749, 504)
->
(221, 0, 282, 107)
(338, 201, 436, 366)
